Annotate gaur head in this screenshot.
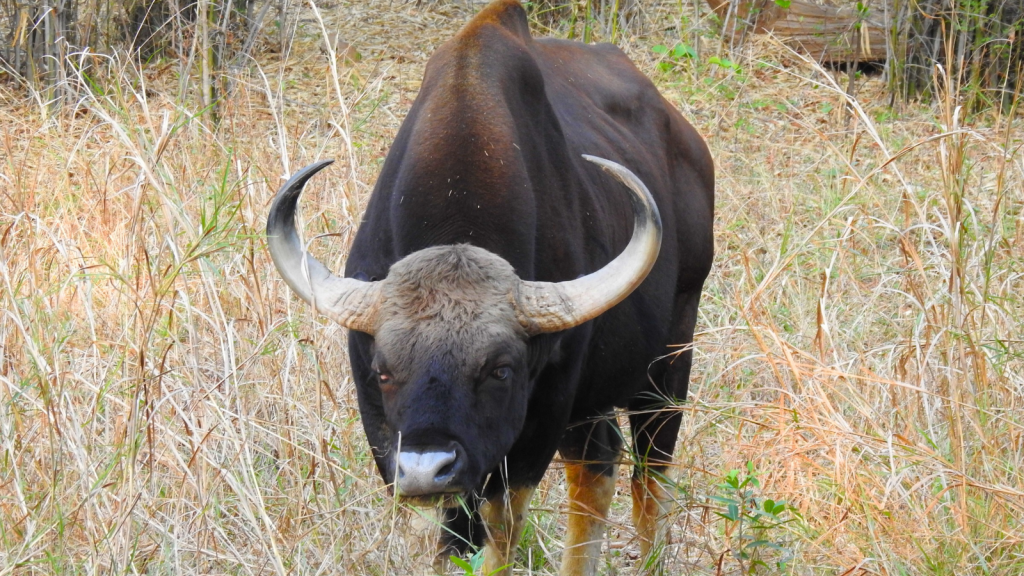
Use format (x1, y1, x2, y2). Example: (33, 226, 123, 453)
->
(266, 155, 661, 497)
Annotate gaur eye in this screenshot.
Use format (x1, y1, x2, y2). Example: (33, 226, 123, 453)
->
(491, 366, 511, 381)
(377, 372, 393, 385)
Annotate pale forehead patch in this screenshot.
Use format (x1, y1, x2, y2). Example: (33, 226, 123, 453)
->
(373, 245, 527, 378)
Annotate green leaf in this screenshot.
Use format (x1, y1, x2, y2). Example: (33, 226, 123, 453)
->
(672, 43, 696, 59)
(714, 510, 738, 522)
(652, 44, 669, 55)
(774, 0, 791, 7)
(470, 550, 486, 572)
(708, 56, 741, 73)
(450, 556, 475, 574)
(749, 540, 787, 552)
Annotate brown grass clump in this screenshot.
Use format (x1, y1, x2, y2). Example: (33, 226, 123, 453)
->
(1, 1, 1022, 574)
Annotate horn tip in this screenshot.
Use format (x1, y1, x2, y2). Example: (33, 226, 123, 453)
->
(277, 159, 336, 198)
(267, 159, 337, 239)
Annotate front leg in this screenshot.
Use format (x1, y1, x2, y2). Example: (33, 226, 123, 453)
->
(432, 500, 484, 574)
(630, 471, 674, 562)
(559, 416, 623, 576)
(629, 407, 682, 566)
(562, 461, 617, 575)
(479, 486, 536, 575)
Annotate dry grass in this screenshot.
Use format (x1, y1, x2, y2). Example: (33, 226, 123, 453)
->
(0, 1, 1022, 574)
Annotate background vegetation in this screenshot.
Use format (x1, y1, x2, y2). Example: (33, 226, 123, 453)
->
(891, 0, 1022, 107)
(0, 0, 1021, 574)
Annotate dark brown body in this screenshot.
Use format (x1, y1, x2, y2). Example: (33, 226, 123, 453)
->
(341, 1, 713, 572)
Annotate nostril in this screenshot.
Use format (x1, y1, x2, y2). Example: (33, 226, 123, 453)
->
(434, 457, 458, 480)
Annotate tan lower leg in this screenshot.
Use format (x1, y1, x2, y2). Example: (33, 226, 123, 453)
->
(561, 463, 617, 576)
(631, 473, 674, 560)
(479, 486, 535, 575)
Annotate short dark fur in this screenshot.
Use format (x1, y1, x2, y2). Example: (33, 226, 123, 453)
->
(342, 0, 713, 560)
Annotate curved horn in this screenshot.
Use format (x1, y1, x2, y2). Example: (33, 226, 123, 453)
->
(266, 160, 382, 334)
(517, 155, 663, 335)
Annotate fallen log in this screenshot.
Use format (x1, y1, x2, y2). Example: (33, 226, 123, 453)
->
(706, 0, 887, 63)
